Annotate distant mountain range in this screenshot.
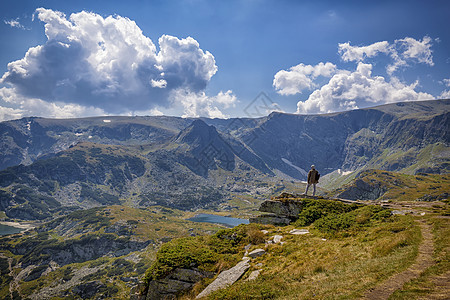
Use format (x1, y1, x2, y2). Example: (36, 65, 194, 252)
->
(0, 99, 448, 220)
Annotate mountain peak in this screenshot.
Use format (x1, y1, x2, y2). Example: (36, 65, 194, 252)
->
(174, 119, 235, 176)
(175, 119, 219, 146)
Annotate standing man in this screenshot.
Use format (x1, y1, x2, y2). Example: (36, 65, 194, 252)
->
(305, 165, 319, 196)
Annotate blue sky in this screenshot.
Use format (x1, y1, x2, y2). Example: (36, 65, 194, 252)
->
(0, 0, 449, 120)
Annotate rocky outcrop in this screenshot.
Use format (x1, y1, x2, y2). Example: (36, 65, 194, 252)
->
(196, 258, 250, 299)
(7, 234, 150, 267)
(250, 197, 307, 225)
(335, 179, 387, 200)
(137, 268, 214, 300)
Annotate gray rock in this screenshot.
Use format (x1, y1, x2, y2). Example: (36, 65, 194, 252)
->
(335, 179, 387, 201)
(272, 235, 283, 244)
(259, 200, 306, 218)
(248, 249, 265, 258)
(249, 214, 291, 226)
(290, 229, 309, 235)
(168, 268, 213, 283)
(143, 268, 214, 300)
(71, 281, 106, 299)
(196, 258, 250, 299)
(246, 270, 261, 281)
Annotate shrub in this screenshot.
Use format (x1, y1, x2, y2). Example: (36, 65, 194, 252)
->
(294, 199, 360, 227)
(246, 227, 266, 245)
(208, 226, 246, 254)
(145, 236, 217, 281)
(313, 205, 393, 236)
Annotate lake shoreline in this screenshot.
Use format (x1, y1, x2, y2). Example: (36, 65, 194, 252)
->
(0, 221, 36, 231)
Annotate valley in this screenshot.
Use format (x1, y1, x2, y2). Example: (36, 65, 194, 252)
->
(0, 99, 448, 299)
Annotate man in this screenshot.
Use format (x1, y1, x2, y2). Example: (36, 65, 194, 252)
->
(305, 165, 319, 196)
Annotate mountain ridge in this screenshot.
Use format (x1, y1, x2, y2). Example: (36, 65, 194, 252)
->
(0, 99, 448, 220)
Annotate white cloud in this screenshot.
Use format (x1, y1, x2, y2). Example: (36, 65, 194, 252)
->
(396, 36, 434, 65)
(273, 36, 439, 115)
(439, 90, 450, 99)
(170, 89, 237, 119)
(4, 18, 27, 30)
(213, 90, 237, 109)
(0, 8, 219, 118)
(336, 37, 434, 75)
(0, 106, 24, 121)
(0, 87, 107, 121)
(338, 41, 391, 62)
(439, 78, 450, 99)
(273, 62, 336, 95)
(388, 36, 434, 74)
(150, 79, 167, 88)
(296, 63, 434, 114)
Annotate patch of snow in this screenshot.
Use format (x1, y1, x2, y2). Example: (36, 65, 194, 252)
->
(26, 121, 31, 131)
(103, 119, 111, 123)
(338, 169, 353, 176)
(75, 133, 83, 136)
(88, 136, 93, 139)
(281, 158, 307, 176)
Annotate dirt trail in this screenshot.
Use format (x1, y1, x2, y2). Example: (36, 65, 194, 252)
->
(362, 219, 434, 300)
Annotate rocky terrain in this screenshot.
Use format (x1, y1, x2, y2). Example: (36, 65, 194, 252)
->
(0, 100, 448, 221)
(0, 99, 449, 299)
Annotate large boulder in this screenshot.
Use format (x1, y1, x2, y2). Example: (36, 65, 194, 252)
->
(141, 268, 214, 300)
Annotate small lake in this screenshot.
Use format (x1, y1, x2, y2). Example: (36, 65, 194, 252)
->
(0, 224, 23, 236)
(187, 214, 249, 228)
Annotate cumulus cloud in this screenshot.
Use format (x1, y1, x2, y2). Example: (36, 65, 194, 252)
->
(170, 89, 237, 119)
(439, 78, 450, 99)
(296, 63, 434, 114)
(273, 62, 336, 95)
(337, 36, 434, 74)
(387, 36, 434, 74)
(0, 8, 230, 120)
(274, 36, 439, 115)
(0, 87, 107, 121)
(338, 41, 391, 62)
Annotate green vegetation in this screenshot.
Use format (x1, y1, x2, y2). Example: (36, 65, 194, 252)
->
(390, 214, 450, 299)
(202, 209, 419, 299)
(0, 204, 223, 299)
(332, 169, 450, 203)
(293, 199, 360, 227)
(139, 199, 423, 299)
(144, 224, 265, 282)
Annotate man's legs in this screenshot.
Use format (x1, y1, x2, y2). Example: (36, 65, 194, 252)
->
(305, 184, 310, 195)
(312, 183, 316, 196)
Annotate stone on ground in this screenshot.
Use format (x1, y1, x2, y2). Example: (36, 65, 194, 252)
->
(248, 249, 265, 258)
(290, 229, 309, 235)
(196, 258, 250, 299)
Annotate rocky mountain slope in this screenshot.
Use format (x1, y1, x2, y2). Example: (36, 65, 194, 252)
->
(0, 205, 222, 299)
(331, 169, 449, 201)
(1, 100, 447, 176)
(0, 119, 278, 220)
(0, 100, 448, 220)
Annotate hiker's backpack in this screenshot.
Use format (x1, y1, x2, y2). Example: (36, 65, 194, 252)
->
(315, 171, 320, 181)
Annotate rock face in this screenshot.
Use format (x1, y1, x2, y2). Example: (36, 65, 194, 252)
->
(140, 268, 214, 300)
(250, 199, 307, 225)
(335, 179, 387, 200)
(5, 234, 150, 267)
(248, 249, 265, 258)
(196, 258, 250, 299)
(1, 100, 449, 221)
